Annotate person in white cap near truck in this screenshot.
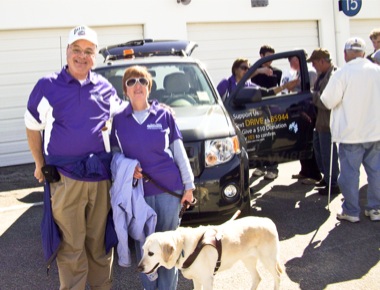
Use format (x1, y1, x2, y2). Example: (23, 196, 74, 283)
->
(321, 37, 380, 223)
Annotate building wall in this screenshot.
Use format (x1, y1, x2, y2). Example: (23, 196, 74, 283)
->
(0, 0, 379, 167)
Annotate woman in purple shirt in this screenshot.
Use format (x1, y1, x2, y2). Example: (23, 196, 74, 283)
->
(110, 65, 194, 290)
(217, 57, 297, 102)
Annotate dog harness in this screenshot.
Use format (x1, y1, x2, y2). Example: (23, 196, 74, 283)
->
(181, 228, 222, 275)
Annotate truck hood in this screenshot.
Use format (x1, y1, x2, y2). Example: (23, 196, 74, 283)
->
(174, 105, 235, 141)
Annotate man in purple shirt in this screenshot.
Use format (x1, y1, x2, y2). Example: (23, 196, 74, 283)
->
(24, 25, 122, 290)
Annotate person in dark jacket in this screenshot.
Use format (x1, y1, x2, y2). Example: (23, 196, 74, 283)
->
(250, 45, 282, 180)
(307, 48, 340, 195)
(283, 50, 322, 183)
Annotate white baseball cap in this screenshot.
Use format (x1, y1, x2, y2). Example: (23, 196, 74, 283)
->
(344, 37, 366, 52)
(68, 25, 98, 46)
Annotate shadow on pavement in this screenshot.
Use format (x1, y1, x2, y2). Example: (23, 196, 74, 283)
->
(285, 185, 380, 290)
(0, 163, 41, 192)
(250, 178, 335, 240)
(251, 181, 380, 290)
(0, 207, 59, 289)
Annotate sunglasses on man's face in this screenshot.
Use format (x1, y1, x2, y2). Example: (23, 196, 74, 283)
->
(125, 77, 149, 87)
(239, 65, 249, 71)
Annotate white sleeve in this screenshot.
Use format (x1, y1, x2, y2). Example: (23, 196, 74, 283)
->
(320, 72, 344, 110)
(24, 96, 51, 131)
(170, 139, 195, 190)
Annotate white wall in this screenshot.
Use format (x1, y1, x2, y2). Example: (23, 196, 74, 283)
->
(1, 0, 379, 64)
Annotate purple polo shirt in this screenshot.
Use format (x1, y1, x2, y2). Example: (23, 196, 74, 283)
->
(110, 101, 184, 196)
(25, 66, 123, 180)
(217, 75, 259, 98)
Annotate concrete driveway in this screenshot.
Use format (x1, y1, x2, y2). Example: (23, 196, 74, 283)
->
(0, 161, 379, 289)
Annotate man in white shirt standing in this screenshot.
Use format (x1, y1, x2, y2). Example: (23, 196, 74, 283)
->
(321, 37, 380, 223)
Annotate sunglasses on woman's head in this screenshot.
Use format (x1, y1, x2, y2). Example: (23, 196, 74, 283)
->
(125, 77, 149, 87)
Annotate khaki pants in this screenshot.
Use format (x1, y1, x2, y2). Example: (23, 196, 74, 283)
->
(50, 175, 113, 290)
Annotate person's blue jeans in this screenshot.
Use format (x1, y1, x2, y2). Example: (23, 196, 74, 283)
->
(135, 192, 181, 290)
(338, 142, 380, 217)
(313, 131, 339, 186)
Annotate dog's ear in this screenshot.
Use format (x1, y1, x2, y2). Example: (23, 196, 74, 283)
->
(162, 242, 175, 264)
(160, 231, 184, 269)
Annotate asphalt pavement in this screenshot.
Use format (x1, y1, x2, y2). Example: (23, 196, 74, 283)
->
(0, 161, 379, 290)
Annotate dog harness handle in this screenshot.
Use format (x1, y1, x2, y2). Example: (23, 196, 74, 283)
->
(181, 229, 222, 275)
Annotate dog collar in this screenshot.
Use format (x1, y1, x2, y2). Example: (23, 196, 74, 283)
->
(176, 249, 185, 265)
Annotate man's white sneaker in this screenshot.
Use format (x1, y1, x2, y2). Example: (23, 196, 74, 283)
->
(337, 212, 360, 223)
(264, 171, 278, 180)
(252, 168, 265, 177)
(364, 209, 380, 221)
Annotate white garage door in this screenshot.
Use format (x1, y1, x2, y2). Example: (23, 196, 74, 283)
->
(0, 25, 143, 167)
(350, 19, 380, 57)
(187, 21, 319, 87)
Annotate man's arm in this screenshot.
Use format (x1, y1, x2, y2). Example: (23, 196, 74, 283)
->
(320, 74, 343, 110)
(26, 128, 45, 183)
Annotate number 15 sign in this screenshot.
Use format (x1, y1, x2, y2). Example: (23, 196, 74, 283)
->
(338, 0, 362, 17)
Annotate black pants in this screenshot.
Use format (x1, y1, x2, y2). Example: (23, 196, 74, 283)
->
(299, 151, 322, 180)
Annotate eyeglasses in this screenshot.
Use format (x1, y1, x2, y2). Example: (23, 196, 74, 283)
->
(70, 46, 95, 57)
(239, 65, 249, 71)
(125, 77, 149, 87)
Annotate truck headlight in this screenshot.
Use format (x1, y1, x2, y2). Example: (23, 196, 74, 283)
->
(205, 136, 240, 167)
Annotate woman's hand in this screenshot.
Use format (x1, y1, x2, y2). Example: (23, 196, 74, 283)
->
(133, 165, 143, 179)
(181, 189, 194, 208)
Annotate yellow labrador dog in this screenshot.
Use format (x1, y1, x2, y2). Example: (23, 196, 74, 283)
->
(138, 215, 282, 290)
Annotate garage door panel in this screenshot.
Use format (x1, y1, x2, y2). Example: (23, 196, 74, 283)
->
(1, 38, 64, 79)
(1, 119, 26, 142)
(0, 38, 62, 52)
(0, 82, 34, 106)
(0, 140, 29, 155)
(0, 107, 26, 121)
(0, 29, 67, 52)
(0, 151, 33, 167)
(2, 57, 63, 75)
(97, 25, 143, 45)
(0, 93, 28, 110)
